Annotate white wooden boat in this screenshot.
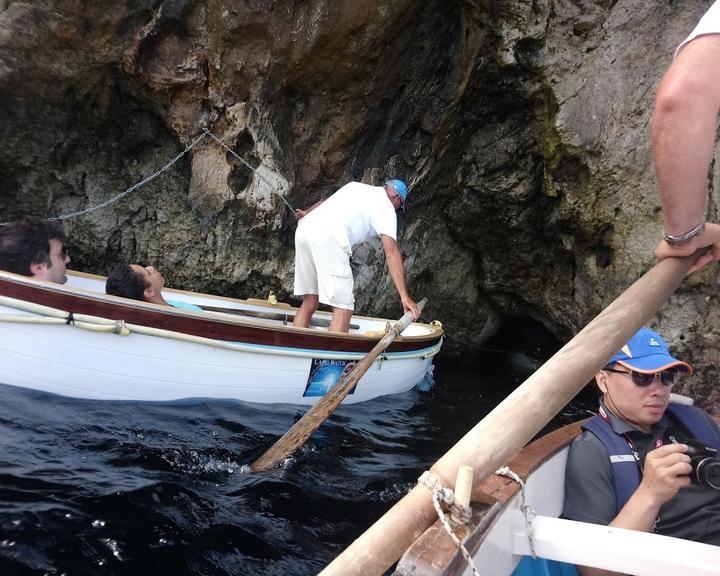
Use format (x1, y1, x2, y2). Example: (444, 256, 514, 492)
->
(0, 269, 443, 404)
(396, 416, 720, 576)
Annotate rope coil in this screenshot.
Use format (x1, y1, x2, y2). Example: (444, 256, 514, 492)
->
(418, 471, 478, 576)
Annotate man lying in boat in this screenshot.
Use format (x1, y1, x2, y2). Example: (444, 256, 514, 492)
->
(563, 327, 720, 575)
(0, 216, 70, 284)
(105, 263, 202, 312)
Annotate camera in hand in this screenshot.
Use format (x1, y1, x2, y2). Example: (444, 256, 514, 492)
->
(664, 430, 720, 490)
(684, 441, 720, 490)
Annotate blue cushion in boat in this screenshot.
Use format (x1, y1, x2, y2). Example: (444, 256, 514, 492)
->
(512, 556, 579, 576)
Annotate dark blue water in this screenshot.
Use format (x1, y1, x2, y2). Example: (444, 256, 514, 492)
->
(0, 363, 593, 575)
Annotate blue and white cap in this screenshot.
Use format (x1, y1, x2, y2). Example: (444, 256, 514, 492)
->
(610, 327, 693, 374)
(386, 179, 408, 210)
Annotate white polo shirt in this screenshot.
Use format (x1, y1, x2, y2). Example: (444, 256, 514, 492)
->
(676, 0, 720, 57)
(302, 181, 397, 251)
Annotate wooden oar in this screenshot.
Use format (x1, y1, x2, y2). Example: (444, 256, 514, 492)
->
(319, 253, 701, 576)
(199, 305, 360, 330)
(250, 298, 427, 473)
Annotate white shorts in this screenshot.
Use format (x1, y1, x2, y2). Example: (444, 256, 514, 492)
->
(293, 222, 355, 310)
(676, 0, 720, 57)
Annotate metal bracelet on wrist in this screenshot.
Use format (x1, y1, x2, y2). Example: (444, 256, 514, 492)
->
(662, 221, 706, 246)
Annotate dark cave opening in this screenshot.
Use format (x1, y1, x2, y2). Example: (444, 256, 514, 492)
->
(483, 316, 560, 363)
(476, 315, 597, 406)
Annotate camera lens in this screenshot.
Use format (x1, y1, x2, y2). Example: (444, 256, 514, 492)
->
(695, 458, 720, 490)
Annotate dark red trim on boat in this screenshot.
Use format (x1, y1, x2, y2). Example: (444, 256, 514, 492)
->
(0, 276, 442, 353)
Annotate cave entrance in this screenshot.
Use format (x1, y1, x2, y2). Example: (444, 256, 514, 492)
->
(479, 316, 598, 410)
(481, 316, 560, 374)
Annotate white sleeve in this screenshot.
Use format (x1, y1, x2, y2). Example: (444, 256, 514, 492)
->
(675, 1, 720, 58)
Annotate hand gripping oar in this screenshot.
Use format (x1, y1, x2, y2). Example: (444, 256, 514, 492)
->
(250, 298, 427, 473)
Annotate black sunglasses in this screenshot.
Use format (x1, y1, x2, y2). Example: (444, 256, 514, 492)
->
(604, 367, 680, 387)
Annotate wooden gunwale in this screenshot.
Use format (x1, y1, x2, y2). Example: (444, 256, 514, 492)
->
(395, 420, 587, 576)
(0, 273, 442, 354)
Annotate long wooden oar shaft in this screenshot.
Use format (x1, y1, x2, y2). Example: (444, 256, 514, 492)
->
(250, 299, 427, 473)
(320, 254, 698, 576)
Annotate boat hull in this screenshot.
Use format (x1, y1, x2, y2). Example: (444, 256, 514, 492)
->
(0, 271, 442, 404)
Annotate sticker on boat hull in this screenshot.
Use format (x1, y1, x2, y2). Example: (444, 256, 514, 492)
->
(303, 359, 358, 397)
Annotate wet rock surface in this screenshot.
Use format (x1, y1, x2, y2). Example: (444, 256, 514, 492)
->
(0, 0, 717, 402)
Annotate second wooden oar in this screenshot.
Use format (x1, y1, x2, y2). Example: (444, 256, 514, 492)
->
(250, 298, 427, 473)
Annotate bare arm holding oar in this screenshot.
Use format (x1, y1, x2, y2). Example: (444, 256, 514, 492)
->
(381, 235, 420, 320)
(653, 9, 720, 271)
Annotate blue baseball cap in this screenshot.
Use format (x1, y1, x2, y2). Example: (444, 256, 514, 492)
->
(610, 327, 692, 374)
(386, 179, 408, 210)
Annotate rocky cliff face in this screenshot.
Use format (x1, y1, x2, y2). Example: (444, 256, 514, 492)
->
(0, 0, 718, 404)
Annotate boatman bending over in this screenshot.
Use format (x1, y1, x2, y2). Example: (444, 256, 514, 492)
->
(563, 327, 720, 576)
(653, 1, 720, 271)
(0, 216, 70, 284)
(292, 180, 420, 333)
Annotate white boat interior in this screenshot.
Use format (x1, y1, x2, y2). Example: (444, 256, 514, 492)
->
(64, 270, 435, 337)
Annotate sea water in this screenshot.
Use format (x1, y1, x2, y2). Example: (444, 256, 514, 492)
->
(0, 363, 593, 575)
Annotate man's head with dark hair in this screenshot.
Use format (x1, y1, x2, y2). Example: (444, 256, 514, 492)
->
(106, 263, 167, 305)
(106, 264, 147, 301)
(0, 216, 69, 283)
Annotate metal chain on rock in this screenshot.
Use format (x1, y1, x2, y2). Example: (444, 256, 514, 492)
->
(418, 471, 479, 576)
(0, 128, 294, 226)
(48, 131, 209, 223)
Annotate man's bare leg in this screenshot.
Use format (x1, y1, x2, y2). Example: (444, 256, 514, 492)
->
(328, 307, 353, 333)
(293, 294, 319, 328)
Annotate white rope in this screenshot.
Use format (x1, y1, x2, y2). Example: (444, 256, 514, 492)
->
(495, 466, 537, 557)
(0, 128, 294, 226)
(0, 313, 130, 335)
(418, 471, 479, 576)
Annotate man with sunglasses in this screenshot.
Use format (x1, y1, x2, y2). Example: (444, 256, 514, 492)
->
(292, 179, 420, 333)
(563, 327, 720, 574)
(0, 216, 70, 284)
